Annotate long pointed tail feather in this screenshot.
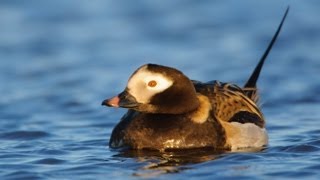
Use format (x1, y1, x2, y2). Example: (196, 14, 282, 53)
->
(244, 7, 289, 101)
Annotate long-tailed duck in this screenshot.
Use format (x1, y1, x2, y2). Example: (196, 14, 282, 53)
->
(102, 8, 289, 151)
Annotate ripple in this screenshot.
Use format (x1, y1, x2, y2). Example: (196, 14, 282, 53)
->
(304, 164, 320, 171)
(282, 144, 319, 153)
(32, 158, 66, 165)
(4, 170, 43, 180)
(222, 153, 262, 161)
(0, 131, 50, 140)
(266, 171, 316, 178)
(35, 148, 68, 156)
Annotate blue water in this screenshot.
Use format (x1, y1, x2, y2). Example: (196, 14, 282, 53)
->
(1, 0, 320, 179)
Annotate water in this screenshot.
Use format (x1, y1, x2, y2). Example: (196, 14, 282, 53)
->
(1, 0, 320, 179)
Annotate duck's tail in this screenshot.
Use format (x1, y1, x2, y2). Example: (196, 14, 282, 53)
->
(244, 7, 289, 102)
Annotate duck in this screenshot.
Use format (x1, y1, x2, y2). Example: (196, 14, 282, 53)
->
(102, 8, 289, 151)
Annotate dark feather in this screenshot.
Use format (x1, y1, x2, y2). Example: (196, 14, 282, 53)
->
(244, 7, 289, 102)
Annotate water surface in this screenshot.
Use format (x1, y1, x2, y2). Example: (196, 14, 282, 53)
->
(1, 0, 320, 179)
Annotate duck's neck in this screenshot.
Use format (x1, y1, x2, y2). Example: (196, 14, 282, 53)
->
(150, 86, 200, 114)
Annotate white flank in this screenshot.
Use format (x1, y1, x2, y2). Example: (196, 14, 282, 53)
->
(228, 122, 268, 150)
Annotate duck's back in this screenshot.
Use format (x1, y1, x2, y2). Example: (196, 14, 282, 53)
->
(194, 80, 268, 150)
(194, 80, 264, 126)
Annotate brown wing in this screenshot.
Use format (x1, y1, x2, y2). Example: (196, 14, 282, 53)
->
(194, 81, 265, 128)
(242, 87, 259, 103)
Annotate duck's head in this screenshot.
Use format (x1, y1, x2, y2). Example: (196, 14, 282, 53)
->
(102, 64, 200, 114)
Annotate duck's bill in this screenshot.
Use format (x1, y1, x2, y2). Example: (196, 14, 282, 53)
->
(101, 91, 139, 108)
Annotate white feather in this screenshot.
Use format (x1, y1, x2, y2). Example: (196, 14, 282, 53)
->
(127, 65, 173, 103)
(228, 122, 268, 150)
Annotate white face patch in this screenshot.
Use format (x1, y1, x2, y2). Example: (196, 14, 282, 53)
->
(127, 65, 173, 104)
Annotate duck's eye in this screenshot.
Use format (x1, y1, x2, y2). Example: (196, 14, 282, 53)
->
(147, 80, 157, 87)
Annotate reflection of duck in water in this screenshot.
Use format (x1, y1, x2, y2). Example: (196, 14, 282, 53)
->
(102, 8, 289, 152)
(113, 149, 222, 176)
(113, 147, 264, 177)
